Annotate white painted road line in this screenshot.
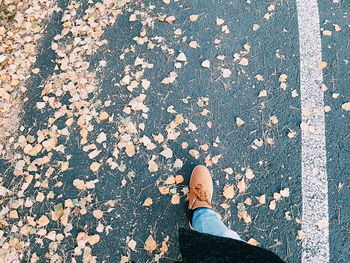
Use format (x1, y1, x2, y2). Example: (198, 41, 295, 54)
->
(296, 0, 330, 262)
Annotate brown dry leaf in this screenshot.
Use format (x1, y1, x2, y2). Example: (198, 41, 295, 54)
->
(90, 162, 101, 172)
(144, 235, 157, 252)
(175, 175, 184, 184)
(93, 209, 103, 219)
(237, 179, 246, 193)
(37, 215, 50, 227)
(143, 197, 153, 207)
(171, 193, 180, 204)
(247, 238, 260, 246)
(223, 185, 235, 199)
(317, 61, 327, 69)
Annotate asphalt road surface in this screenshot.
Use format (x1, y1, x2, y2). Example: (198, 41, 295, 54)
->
(1, 0, 349, 262)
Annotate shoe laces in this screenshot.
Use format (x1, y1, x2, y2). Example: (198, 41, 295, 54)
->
(193, 183, 210, 202)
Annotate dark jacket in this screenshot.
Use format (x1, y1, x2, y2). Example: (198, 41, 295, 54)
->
(178, 228, 285, 263)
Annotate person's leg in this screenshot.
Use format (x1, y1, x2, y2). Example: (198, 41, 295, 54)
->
(192, 207, 243, 241)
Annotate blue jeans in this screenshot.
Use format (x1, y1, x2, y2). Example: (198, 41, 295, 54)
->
(192, 207, 243, 241)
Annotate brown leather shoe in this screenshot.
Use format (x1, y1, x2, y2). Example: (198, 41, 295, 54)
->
(186, 165, 213, 210)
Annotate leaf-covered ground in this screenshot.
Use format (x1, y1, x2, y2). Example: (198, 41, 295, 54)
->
(0, 0, 349, 262)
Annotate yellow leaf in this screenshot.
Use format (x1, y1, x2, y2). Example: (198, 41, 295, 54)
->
(317, 61, 327, 69)
(279, 74, 288, 82)
(247, 238, 260, 246)
(128, 239, 137, 251)
(244, 197, 252, 206)
(223, 185, 235, 199)
(60, 161, 69, 171)
(171, 193, 180, 205)
(144, 235, 157, 252)
(165, 16, 176, 24)
(148, 156, 158, 172)
(175, 175, 184, 184)
(245, 168, 254, 179)
(93, 209, 103, 219)
(60, 209, 69, 226)
(99, 111, 109, 120)
(160, 241, 168, 252)
(142, 197, 153, 207)
(189, 14, 200, 22)
(280, 188, 290, 198)
(189, 149, 200, 159)
(37, 215, 50, 227)
(90, 162, 101, 172)
(239, 58, 249, 66)
(269, 200, 276, 210)
(237, 179, 246, 193)
(238, 210, 252, 224)
(256, 194, 266, 204)
(165, 176, 176, 185)
(125, 143, 135, 157)
(9, 210, 19, 219)
(158, 186, 169, 195)
(87, 234, 100, 245)
(220, 203, 230, 209)
(341, 102, 350, 111)
(236, 117, 245, 127)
